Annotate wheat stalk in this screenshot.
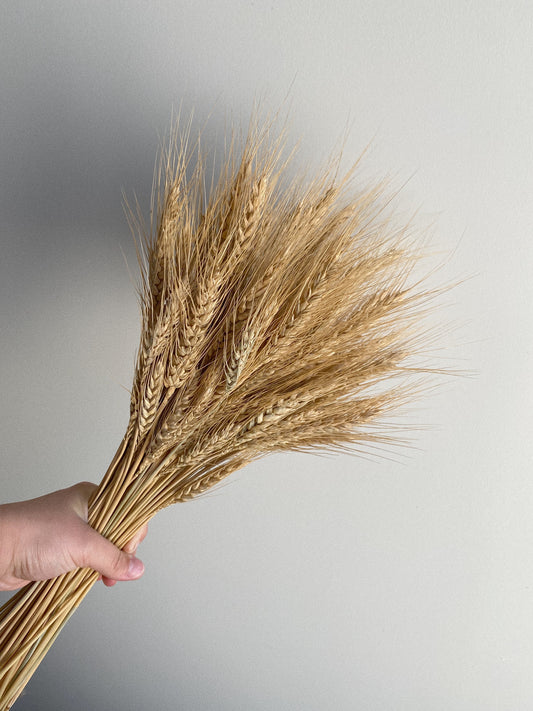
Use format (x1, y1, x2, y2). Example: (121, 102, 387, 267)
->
(0, 114, 443, 709)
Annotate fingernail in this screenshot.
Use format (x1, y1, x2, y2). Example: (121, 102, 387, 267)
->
(128, 557, 145, 579)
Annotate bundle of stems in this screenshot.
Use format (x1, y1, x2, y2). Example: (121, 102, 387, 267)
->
(0, 116, 439, 708)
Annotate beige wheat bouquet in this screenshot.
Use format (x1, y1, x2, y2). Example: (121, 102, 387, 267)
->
(0, 115, 439, 708)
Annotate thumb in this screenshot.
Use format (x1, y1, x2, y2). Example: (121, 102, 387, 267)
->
(79, 525, 145, 581)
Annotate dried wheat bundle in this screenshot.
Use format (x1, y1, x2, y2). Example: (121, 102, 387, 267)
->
(0, 116, 441, 708)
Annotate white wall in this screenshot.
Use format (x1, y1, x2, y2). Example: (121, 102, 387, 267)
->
(1, 2, 532, 709)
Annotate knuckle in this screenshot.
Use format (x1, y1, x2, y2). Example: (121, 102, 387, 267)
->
(112, 548, 129, 578)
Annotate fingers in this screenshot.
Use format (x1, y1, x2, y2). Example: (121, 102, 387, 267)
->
(70, 482, 149, 588)
(101, 574, 117, 587)
(102, 524, 149, 587)
(123, 524, 149, 554)
(77, 525, 145, 583)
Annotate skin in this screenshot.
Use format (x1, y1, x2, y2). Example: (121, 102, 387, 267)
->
(0, 482, 147, 591)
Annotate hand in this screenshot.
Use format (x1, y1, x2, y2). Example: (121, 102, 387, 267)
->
(0, 482, 147, 591)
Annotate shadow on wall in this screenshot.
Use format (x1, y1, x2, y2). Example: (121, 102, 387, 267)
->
(1, 81, 228, 236)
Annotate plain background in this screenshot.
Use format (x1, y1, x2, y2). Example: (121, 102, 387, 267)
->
(1, 2, 532, 709)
